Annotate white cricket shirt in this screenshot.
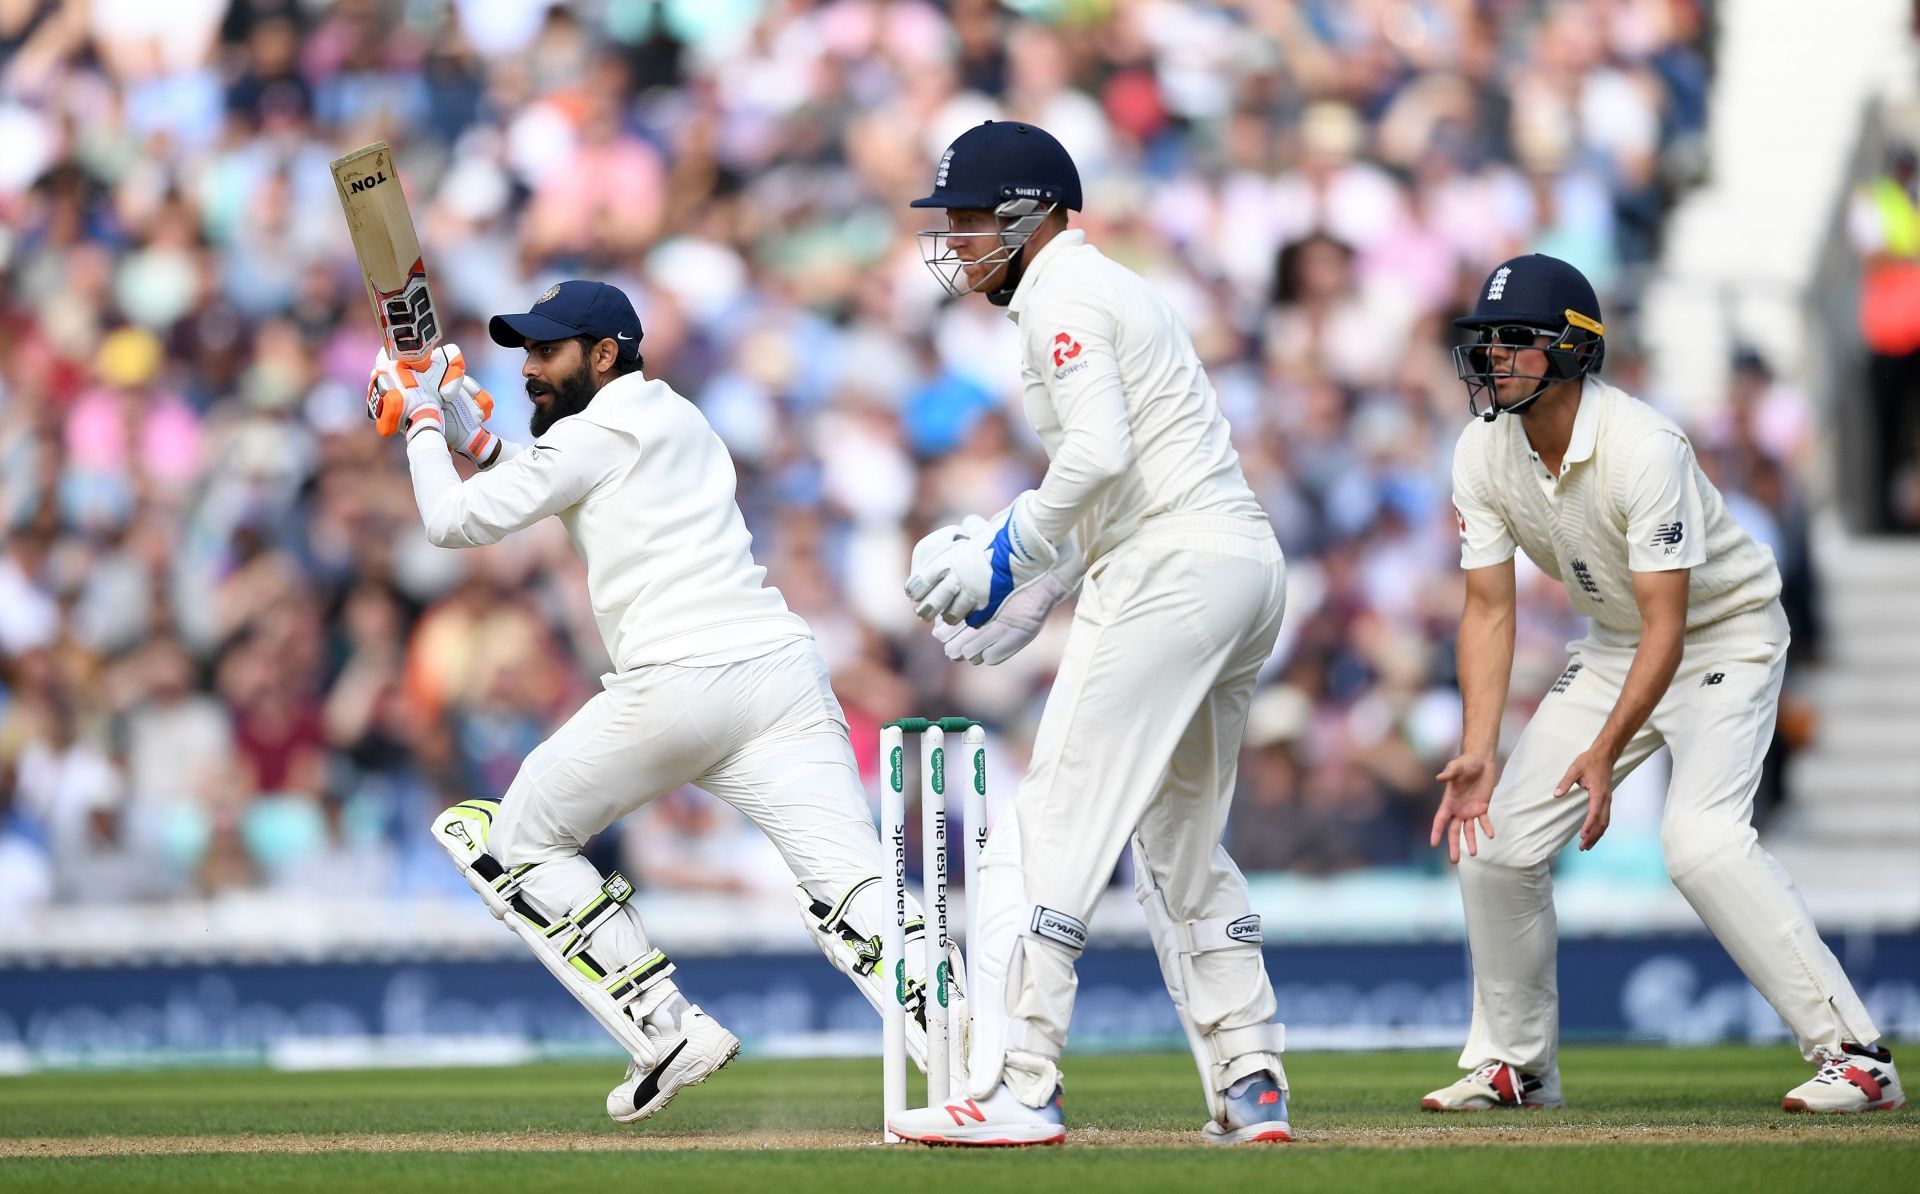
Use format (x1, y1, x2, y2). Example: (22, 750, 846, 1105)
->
(1004, 230, 1268, 560)
(406, 373, 810, 670)
(1451, 375, 1784, 646)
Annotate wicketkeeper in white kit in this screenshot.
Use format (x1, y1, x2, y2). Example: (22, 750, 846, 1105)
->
(370, 281, 962, 1123)
(1426, 254, 1903, 1114)
(890, 121, 1294, 1146)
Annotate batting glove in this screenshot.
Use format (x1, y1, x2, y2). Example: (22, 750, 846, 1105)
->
(432, 348, 500, 467)
(368, 348, 444, 441)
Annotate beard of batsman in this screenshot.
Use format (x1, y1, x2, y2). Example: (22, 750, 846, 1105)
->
(528, 355, 598, 436)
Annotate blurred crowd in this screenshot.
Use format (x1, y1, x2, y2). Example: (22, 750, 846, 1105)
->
(0, 0, 1816, 913)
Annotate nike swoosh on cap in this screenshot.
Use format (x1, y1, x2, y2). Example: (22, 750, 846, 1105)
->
(616, 333, 634, 340)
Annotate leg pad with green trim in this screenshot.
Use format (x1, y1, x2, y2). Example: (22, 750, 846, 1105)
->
(433, 799, 675, 1064)
(791, 875, 967, 1075)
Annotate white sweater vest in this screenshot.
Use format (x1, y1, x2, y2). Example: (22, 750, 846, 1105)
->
(1452, 377, 1785, 647)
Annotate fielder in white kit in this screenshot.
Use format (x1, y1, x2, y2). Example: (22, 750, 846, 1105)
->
(1427, 254, 1903, 1114)
(372, 281, 961, 1124)
(889, 121, 1294, 1146)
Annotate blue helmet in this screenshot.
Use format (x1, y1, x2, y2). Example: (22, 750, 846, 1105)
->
(1452, 254, 1606, 421)
(911, 120, 1082, 306)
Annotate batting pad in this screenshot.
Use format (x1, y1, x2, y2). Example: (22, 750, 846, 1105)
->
(434, 800, 678, 1065)
(792, 875, 968, 1077)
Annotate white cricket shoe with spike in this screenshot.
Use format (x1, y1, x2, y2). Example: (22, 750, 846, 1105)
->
(1783, 1043, 1905, 1113)
(1421, 1061, 1564, 1111)
(888, 1081, 1066, 1147)
(606, 1005, 739, 1124)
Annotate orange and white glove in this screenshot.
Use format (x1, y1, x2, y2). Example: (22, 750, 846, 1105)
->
(367, 347, 447, 441)
(437, 369, 500, 467)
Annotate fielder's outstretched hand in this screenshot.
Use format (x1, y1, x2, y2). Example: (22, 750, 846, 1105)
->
(1553, 745, 1616, 850)
(1431, 751, 1498, 864)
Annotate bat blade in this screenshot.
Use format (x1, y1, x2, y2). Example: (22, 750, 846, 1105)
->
(331, 141, 442, 433)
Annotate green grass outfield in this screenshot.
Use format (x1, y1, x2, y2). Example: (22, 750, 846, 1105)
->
(0, 1046, 1913, 1193)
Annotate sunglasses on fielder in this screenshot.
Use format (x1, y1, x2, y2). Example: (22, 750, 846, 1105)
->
(1475, 323, 1561, 348)
(1453, 312, 1605, 421)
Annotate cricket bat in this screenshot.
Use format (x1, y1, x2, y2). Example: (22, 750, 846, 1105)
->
(331, 141, 442, 436)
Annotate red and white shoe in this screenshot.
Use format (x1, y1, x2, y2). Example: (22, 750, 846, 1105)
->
(888, 1082, 1066, 1147)
(1421, 1061, 1564, 1111)
(1783, 1043, 1905, 1113)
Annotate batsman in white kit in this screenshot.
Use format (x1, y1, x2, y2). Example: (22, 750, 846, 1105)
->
(1427, 254, 1903, 1114)
(890, 121, 1294, 1146)
(370, 281, 962, 1123)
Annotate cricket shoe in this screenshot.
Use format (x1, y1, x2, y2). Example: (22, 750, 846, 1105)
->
(606, 1006, 740, 1123)
(1421, 1061, 1564, 1111)
(1201, 1071, 1294, 1144)
(888, 1082, 1066, 1147)
(1783, 1043, 1905, 1113)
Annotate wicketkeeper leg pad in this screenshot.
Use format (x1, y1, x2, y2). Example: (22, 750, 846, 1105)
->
(434, 799, 681, 1065)
(1133, 836, 1286, 1121)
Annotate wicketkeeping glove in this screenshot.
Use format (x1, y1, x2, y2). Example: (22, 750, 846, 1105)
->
(904, 493, 1060, 625)
(906, 515, 989, 621)
(931, 565, 1078, 665)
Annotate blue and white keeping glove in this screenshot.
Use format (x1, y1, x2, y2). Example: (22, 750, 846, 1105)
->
(905, 514, 989, 620)
(904, 493, 1061, 626)
(932, 563, 1078, 665)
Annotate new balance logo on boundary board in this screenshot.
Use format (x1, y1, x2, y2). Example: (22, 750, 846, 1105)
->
(880, 717, 987, 1144)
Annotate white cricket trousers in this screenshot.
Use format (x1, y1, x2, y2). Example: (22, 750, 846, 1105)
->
(1458, 608, 1880, 1074)
(971, 514, 1288, 1100)
(487, 638, 885, 963)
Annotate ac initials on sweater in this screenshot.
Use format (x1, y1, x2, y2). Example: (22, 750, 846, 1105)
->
(1450, 377, 1782, 647)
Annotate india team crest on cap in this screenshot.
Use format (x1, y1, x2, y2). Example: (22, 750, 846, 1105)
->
(537, 284, 562, 304)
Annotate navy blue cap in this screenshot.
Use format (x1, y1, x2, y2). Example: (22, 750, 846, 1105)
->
(489, 280, 642, 361)
(910, 120, 1083, 212)
(1454, 254, 1603, 337)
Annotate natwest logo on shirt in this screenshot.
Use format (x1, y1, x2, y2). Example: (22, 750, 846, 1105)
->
(1051, 332, 1083, 368)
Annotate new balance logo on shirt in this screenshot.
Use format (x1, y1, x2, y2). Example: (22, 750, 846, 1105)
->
(1701, 672, 1725, 687)
(1649, 520, 1685, 547)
